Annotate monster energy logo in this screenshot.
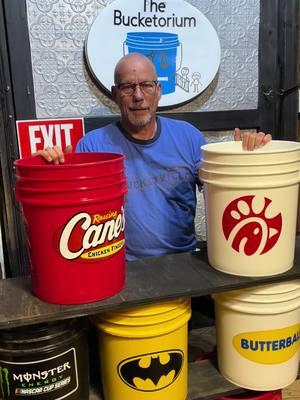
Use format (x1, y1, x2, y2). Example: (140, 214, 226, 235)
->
(0, 367, 10, 397)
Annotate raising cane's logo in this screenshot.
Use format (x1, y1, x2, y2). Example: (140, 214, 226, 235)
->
(58, 207, 125, 261)
(222, 195, 282, 256)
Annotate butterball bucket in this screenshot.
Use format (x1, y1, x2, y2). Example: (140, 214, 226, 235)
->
(0, 319, 89, 399)
(14, 153, 127, 305)
(213, 280, 300, 390)
(93, 298, 191, 400)
(125, 32, 180, 94)
(199, 141, 300, 276)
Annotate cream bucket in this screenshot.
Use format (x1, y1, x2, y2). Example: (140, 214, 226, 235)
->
(213, 280, 300, 391)
(199, 140, 300, 276)
(93, 298, 191, 400)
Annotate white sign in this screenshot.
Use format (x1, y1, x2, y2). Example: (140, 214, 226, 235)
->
(85, 0, 221, 108)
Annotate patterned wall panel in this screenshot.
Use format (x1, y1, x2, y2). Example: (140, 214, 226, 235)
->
(26, 0, 260, 118)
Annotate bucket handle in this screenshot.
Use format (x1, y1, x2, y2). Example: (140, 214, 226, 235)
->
(176, 42, 182, 72)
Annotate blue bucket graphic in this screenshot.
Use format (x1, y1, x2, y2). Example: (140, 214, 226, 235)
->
(124, 32, 181, 95)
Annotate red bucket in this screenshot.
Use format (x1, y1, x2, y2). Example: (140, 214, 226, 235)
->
(14, 152, 125, 179)
(15, 152, 127, 305)
(217, 390, 282, 400)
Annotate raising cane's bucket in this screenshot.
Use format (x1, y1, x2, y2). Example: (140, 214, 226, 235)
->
(0, 319, 89, 400)
(14, 153, 127, 305)
(199, 140, 300, 276)
(93, 298, 191, 400)
(213, 280, 300, 390)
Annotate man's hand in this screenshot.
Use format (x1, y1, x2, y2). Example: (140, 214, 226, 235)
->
(234, 128, 272, 151)
(33, 145, 73, 164)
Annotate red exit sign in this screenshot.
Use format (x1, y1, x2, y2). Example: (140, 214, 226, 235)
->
(16, 118, 85, 158)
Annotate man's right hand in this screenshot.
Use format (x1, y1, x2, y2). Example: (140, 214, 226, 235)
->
(34, 145, 73, 164)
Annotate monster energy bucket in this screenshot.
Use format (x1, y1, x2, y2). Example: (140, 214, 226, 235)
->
(0, 319, 89, 399)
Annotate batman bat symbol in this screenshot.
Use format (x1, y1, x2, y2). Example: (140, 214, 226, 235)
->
(118, 349, 183, 392)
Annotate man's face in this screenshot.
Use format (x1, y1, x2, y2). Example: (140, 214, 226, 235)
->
(112, 58, 161, 132)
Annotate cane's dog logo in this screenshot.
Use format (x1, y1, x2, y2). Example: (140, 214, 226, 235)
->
(118, 350, 183, 391)
(222, 195, 282, 256)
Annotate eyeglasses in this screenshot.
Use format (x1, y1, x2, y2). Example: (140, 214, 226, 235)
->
(116, 80, 158, 96)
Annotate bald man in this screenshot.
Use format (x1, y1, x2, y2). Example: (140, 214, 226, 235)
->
(37, 53, 271, 260)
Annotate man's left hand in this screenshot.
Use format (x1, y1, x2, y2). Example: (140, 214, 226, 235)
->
(234, 128, 272, 151)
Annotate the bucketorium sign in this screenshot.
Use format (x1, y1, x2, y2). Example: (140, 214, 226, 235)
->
(85, 0, 221, 108)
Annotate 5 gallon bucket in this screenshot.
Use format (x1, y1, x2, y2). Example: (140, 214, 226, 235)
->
(125, 32, 180, 95)
(213, 280, 300, 390)
(0, 319, 89, 399)
(199, 140, 300, 276)
(93, 298, 191, 400)
(14, 153, 127, 305)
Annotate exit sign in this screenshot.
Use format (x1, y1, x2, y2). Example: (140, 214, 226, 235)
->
(16, 118, 85, 158)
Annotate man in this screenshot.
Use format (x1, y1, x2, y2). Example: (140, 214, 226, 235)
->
(38, 53, 272, 261)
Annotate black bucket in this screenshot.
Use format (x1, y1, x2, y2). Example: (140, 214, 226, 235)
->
(0, 319, 89, 399)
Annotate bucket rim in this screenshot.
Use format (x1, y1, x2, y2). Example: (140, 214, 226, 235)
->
(98, 299, 190, 325)
(16, 178, 127, 194)
(126, 31, 179, 39)
(101, 298, 189, 318)
(94, 307, 191, 338)
(240, 281, 300, 296)
(201, 159, 300, 168)
(16, 169, 125, 182)
(126, 43, 179, 49)
(200, 176, 300, 189)
(213, 293, 300, 314)
(201, 140, 300, 155)
(98, 304, 190, 327)
(14, 152, 125, 169)
(18, 189, 127, 207)
(199, 167, 299, 177)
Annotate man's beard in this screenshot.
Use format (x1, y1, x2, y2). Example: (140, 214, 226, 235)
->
(127, 114, 152, 131)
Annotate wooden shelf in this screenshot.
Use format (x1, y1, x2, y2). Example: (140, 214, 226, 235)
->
(2, 237, 300, 329)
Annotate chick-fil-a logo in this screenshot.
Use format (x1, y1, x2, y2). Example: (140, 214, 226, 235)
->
(59, 207, 125, 261)
(222, 195, 282, 256)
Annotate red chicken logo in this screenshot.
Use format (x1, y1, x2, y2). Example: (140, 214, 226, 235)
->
(222, 195, 282, 256)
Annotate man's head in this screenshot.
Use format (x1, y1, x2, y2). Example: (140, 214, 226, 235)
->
(111, 53, 161, 133)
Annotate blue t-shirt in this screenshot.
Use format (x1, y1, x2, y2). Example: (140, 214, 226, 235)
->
(76, 116, 206, 260)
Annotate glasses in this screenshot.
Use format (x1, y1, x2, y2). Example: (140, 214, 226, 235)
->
(116, 80, 158, 96)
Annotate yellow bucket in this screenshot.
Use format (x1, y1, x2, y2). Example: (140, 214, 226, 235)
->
(213, 281, 300, 390)
(93, 298, 191, 400)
